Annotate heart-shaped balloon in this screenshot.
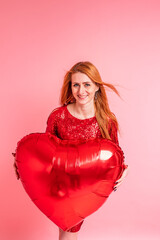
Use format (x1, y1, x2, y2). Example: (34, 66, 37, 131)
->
(15, 133, 125, 231)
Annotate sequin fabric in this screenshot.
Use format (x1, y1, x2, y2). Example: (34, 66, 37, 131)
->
(46, 105, 118, 144)
(46, 105, 102, 140)
(45, 105, 119, 232)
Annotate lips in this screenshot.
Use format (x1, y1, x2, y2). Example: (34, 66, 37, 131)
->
(78, 95, 88, 99)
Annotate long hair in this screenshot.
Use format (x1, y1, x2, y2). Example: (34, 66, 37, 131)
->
(60, 61, 120, 139)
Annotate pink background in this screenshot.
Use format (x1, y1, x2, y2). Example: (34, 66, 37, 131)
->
(1, 0, 160, 239)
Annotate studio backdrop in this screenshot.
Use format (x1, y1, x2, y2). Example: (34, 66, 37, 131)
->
(0, 0, 160, 239)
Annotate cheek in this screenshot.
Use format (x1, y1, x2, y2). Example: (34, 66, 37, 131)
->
(71, 87, 77, 95)
(89, 87, 97, 95)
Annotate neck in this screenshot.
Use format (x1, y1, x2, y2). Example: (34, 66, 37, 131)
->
(73, 101, 95, 119)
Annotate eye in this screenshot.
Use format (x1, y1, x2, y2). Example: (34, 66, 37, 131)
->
(73, 83, 79, 87)
(85, 83, 90, 87)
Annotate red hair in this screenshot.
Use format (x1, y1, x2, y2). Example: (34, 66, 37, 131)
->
(60, 61, 120, 139)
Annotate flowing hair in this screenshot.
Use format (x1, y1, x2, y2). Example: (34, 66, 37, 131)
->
(60, 61, 120, 139)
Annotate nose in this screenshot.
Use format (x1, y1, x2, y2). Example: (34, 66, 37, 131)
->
(78, 85, 85, 95)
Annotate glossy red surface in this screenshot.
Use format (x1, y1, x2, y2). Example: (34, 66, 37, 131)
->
(15, 133, 126, 231)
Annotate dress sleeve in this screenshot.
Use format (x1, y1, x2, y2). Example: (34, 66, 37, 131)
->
(45, 109, 58, 135)
(108, 120, 119, 145)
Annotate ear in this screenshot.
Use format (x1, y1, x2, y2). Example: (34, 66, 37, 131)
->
(95, 85, 99, 92)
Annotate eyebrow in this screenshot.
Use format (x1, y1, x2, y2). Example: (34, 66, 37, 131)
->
(72, 81, 91, 84)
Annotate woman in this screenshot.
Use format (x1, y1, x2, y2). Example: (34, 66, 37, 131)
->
(45, 61, 128, 240)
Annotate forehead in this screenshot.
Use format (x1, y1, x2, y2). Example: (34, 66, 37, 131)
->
(71, 72, 92, 83)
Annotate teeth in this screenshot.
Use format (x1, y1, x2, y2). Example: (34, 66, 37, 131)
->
(78, 96, 87, 99)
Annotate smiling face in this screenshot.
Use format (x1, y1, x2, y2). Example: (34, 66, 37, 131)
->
(71, 72, 99, 106)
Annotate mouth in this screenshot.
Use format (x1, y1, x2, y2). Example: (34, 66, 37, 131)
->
(78, 95, 88, 99)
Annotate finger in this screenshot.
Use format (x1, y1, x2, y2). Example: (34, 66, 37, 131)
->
(16, 171, 20, 180)
(114, 181, 123, 188)
(123, 167, 129, 176)
(12, 152, 16, 157)
(13, 162, 20, 180)
(116, 168, 128, 183)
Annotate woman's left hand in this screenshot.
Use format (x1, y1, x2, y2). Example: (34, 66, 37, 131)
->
(113, 165, 129, 191)
(12, 153, 20, 180)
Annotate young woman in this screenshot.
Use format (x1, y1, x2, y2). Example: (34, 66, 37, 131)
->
(45, 61, 128, 240)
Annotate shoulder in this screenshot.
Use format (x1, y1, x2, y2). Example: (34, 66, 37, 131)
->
(107, 112, 118, 130)
(108, 117, 119, 145)
(47, 105, 67, 124)
(108, 118, 117, 129)
(48, 105, 66, 116)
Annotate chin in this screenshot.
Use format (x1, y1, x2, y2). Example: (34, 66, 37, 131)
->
(76, 102, 87, 105)
(76, 100, 92, 106)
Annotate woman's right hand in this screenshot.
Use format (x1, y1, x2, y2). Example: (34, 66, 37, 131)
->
(12, 153, 20, 180)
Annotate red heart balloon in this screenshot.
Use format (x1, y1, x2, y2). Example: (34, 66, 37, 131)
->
(15, 133, 125, 231)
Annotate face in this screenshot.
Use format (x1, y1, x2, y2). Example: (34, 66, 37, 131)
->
(71, 72, 99, 105)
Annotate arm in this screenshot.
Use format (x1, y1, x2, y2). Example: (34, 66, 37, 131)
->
(108, 120, 129, 191)
(45, 109, 58, 135)
(108, 120, 119, 145)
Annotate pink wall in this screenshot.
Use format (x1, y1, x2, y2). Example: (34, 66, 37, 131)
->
(1, 0, 160, 239)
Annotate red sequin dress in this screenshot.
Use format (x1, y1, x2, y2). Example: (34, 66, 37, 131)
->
(46, 105, 119, 232)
